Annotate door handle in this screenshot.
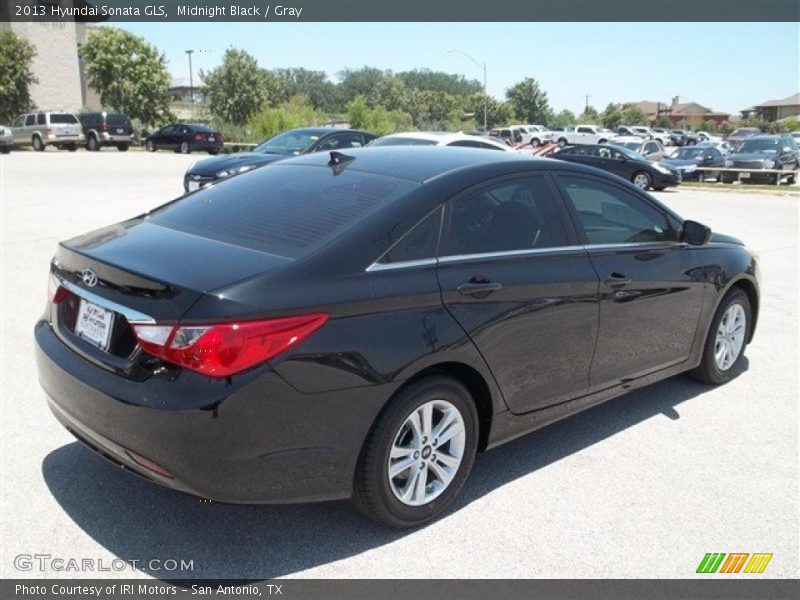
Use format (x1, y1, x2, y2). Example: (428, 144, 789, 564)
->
(456, 280, 503, 296)
(603, 273, 632, 288)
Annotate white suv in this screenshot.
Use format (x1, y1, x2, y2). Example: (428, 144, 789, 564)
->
(10, 111, 85, 151)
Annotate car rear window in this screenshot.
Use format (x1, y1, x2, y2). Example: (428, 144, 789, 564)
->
(187, 124, 213, 133)
(106, 113, 130, 126)
(149, 165, 417, 258)
(50, 114, 78, 124)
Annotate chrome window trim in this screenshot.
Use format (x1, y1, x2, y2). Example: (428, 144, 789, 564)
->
(366, 258, 438, 272)
(438, 245, 586, 264)
(57, 277, 156, 324)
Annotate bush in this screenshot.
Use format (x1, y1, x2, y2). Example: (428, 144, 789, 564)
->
(347, 95, 413, 135)
(246, 95, 326, 141)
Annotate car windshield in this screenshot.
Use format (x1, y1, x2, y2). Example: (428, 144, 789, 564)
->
(149, 165, 417, 259)
(739, 138, 781, 152)
(731, 129, 758, 137)
(607, 144, 643, 160)
(49, 114, 78, 124)
(106, 113, 130, 126)
(369, 137, 439, 147)
(675, 148, 705, 159)
(254, 130, 322, 155)
(617, 142, 644, 152)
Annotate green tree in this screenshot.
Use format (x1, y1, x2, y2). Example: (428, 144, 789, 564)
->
(247, 95, 326, 140)
(337, 67, 389, 103)
(505, 78, 552, 124)
(467, 94, 512, 129)
(346, 95, 412, 135)
(621, 106, 649, 126)
(696, 120, 717, 133)
(406, 90, 462, 128)
(79, 28, 173, 126)
(367, 77, 411, 113)
(273, 68, 337, 111)
(719, 121, 736, 135)
(203, 48, 281, 125)
(396, 69, 482, 96)
(550, 109, 577, 127)
(601, 103, 623, 129)
(0, 30, 37, 123)
(653, 115, 672, 129)
(579, 105, 599, 124)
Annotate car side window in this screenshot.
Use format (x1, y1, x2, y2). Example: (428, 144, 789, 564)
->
(440, 176, 568, 256)
(25, 114, 35, 126)
(13, 115, 25, 127)
(448, 140, 503, 151)
(37, 113, 46, 125)
(559, 175, 676, 245)
(379, 207, 442, 264)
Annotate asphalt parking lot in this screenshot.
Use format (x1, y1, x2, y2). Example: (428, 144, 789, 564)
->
(0, 151, 797, 580)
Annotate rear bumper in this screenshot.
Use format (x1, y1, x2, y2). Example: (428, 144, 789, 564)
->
(100, 133, 134, 144)
(35, 319, 391, 504)
(190, 140, 223, 151)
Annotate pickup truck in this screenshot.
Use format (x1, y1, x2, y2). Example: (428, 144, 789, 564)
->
(553, 125, 612, 146)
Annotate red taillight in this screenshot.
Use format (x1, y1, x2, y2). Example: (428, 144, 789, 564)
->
(101, 123, 108, 131)
(48, 273, 68, 304)
(133, 314, 328, 377)
(195, 132, 204, 141)
(218, 133, 224, 142)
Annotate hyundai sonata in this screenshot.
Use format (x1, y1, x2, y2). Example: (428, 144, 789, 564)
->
(36, 147, 759, 527)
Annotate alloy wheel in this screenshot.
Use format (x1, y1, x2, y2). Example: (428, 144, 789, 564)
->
(387, 399, 466, 507)
(714, 303, 746, 371)
(633, 173, 650, 190)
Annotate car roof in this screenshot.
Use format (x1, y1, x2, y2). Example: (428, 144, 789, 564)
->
(286, 127, 370, 136)
(274, 146, 537, 183)
(612, 136, 644, 143)
(376, 131, 510, 149)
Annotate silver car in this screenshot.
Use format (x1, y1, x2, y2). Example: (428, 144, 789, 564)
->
(10, 111, 85, 151)
(0, 125, 12, 154)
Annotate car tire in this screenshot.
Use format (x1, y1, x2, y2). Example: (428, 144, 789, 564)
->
(208, 149, 220, 155)
(180, 141, 191, 154)
(531, 138, 541, 148)
(653, 186, 666, 191)
(632, 171, 652, 190)
(117, 144, 129, 152)
(691, 288, 751, 385)
(146, 140, 156, 152)
(598, 138, 608, 144)
(87, 135, 100, 151)
(557, 138, 567, 147)
(352, 375, 479, 528)
(0, 147, 10, 154)
(32, 136, 45, 152)
(66, 144, 77, 152)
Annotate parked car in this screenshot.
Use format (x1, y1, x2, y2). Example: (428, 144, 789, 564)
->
(614, 126, 645, 138)
(791, 131, 800, 142)
(696, 140, 734, 154)
(725, 127, 761, 151)
(78, 111, 135, 151)
(524, 124, 554, 147)
(662, 145, 727, 181)
(184, 128, 376, 192)
(695, 131, 724, 144)
(631, 126, 656, 140)
(553, 124, 611, 146)
(651, 127, 674, 146)
(369, 131, 512, 151)
(145, 123, 223, 155)
(0, 125, 12, 153)
(36, 146, 759, 527)
(671, 130, 699, 146)
(488, 127, 525, 146)
(611, 136, 667, 161)
(722, 134, 799, 184)
(10, 111, 85, 151)
(554, 143, 680, 190)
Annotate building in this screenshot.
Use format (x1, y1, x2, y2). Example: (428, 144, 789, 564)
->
(622, 97, 730, 128)
(741, 93, 800, 121)
(0, 0, 105, 114)
(168, 77, 206, 104)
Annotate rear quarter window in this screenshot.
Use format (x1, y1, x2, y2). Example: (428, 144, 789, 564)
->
(149, 165, 417, 259)
(49, 114, 79, 124)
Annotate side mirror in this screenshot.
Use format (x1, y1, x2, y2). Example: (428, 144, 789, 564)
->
(681, 220, 712, 245)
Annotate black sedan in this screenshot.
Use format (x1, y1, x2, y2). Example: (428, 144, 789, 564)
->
(553, 143, 680, 191)
(183, 127, 377, 192)
(662, 145, 727, 181)
(36, 147, 759, 527)
(722, 134, 799, 184)
(145, 123, 223, 155)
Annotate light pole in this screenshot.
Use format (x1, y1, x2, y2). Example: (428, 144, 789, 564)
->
(448, 49, 487, 132)
(185, 49, 195, 105)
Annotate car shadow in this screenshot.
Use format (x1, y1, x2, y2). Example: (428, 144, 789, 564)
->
(41, 363, 747, 580)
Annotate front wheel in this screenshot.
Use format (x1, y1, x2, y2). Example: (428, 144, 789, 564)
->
(352, 376, 479, 528)
(32, 136, 45, 151)
(531, 138, 541, 148)
(87, 135, 100, 151)
(146, 140, 156, 152)
(691, 288, 751, 385)
(632, 171, 652, 190)
(180, 141, 191, 154)
(117, 144, 129, 152)
(557, 138, 567, 147)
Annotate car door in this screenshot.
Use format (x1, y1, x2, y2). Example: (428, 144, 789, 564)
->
(11, 115, 27, 144)
(595, 146, 631, 179)
(554, 173, 706, 389)
(436, 173, 600, 414)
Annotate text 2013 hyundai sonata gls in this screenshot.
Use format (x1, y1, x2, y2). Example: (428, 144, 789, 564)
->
(35, 147, 760, 527)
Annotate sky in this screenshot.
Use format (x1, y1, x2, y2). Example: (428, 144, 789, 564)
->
(118, 22, 800, 115)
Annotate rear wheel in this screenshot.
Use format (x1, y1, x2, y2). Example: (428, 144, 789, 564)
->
(32, 136, 45, 151)
(146, 140, 156, 152)
(180, 141, 191, 154)
(0, 147, 9, 154)
(632, 171, 652, 190)
(531, 138, 541, 148)
(557, 138, 567, 147)
(208, 149, 220, 155)
(117, 144, 129, 152)
(66, 144, 77, 152)
(352, 376, 479, 528)
(691, 288, 751, 385)
(87, 135, 100, 151)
